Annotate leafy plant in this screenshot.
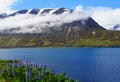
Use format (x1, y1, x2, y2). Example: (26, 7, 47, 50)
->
(0, 59, 77, 82)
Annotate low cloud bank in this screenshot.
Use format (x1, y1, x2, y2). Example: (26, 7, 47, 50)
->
(0, 9, 89, 33)
(0, 5, 120, 33)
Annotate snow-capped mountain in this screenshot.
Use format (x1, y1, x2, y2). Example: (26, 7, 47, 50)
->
(0, 13, 7, 18)
(103, 24, 120, 30)
(109, 24, 120, 30)
(0, 8, 104, 33)
(1, 8, 72, 18)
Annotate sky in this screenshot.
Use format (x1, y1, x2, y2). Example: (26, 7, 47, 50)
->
(0, 0, 120, 28)
(11, 0, 120, 10)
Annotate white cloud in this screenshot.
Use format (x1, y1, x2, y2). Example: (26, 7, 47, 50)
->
(0, 10, 89, 33)
(75, 5, 84, 12)
(90, 7, 120, 28)
(0, 0, 20, 14)
(75, 6, 120, 29)
(0, 4, 120, 32)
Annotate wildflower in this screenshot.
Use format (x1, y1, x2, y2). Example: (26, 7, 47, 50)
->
(50, 68, 54, 74)
(13, 61, 17, 68)
(26, 61, 29, 70)
(12, 69, 15, 76)
(33, 64, 37, 69)
(7, 62, 10, 67)
(8, 62, 12, 71)
(26, 58, 29, 65)
(42, 65, 46, 69)
(18, 59, 23, 68)
(42, 69, 45, 74)
(29, 59, 31, 65)
(33, 64, 35, 68)
(26, 58, 30, 70)
(20, 59, 23, 64)
(29, 69, 32, 77)
(26, 65, 28, 70)
(36, 71, 40, 81)
(26, 71, 29, 82)
(42, 65, 46, 74)
(18, 61, 21, 68)
(1, 67, 5, 75)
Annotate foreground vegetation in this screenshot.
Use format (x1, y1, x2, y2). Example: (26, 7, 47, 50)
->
(0, 30, 120, 47)
(0, 59, 77, 82)
(0, 60, 8, 72)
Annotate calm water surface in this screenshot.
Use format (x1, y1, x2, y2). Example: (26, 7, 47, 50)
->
(0, 48, 120, 82)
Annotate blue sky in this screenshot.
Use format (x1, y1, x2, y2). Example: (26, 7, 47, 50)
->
(13, 0, 120, 10)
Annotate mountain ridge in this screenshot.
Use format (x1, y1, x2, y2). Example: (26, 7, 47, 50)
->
(110, 24, 120, 30)
(0, 8, 72, 18)
(0, 8, 104, 34)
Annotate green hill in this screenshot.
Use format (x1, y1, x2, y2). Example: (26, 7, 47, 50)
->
(0, 30, 120, 48)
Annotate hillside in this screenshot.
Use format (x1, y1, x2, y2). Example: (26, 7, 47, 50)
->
(0, 30, 120, 48)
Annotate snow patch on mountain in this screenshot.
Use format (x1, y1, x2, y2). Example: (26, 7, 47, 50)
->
(110, 24, 120, 30)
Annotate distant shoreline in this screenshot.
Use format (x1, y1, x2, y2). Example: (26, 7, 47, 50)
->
(0, 46, 120, 49)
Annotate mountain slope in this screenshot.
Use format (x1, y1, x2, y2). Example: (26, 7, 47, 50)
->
(109, 24, 120, 30)
(0, 8, 104, 34)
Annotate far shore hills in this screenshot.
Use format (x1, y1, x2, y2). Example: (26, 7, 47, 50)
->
(0, 30, 120, 48)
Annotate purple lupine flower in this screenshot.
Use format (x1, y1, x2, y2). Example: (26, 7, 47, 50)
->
(50, 68, 54, 74)
(20, 59, 23, 67)
(35, 64, 38, 69)
(42, 65, 46, 74)
(7, 62, 10, 67)
(42, 65, 46, 69)
(18, 59, 23, 68)
(13, 61, 17, 68)
(36, 71, 40, 81)
(34, 64, 36, 68)
(1, 67, 5, 75)
(20, 59, 23, 64)
(18, 61, 21, 68)
(12, 69, 15, 76)
(8, 62, 12, 71)
(26, 59, 29, 70)
(29, 59, 31, 65)
(29, 69, 32, 77)
(42, 68, 45, 74)
(26, 71, 29, 82)
(26, 64, 28, 70)
(26, 58, 29, 65)
(26, 58, 29, 70)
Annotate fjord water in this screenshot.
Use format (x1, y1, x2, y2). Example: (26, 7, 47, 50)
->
(0, 48, 120, 82)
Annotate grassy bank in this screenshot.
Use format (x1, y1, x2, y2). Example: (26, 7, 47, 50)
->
(0, 60, 8, 71)
(0, 59, 77, 82)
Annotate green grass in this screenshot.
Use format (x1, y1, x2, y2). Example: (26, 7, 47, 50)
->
(0, 32, 120, 48)
(70, 39, 120, 47)
(0, 60, 8, 81)
(0, 59, 77, 82)
(0, 60, 8, 71)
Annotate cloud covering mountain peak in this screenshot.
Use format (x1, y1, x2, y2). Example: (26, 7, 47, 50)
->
(0, 8, 91, 33)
